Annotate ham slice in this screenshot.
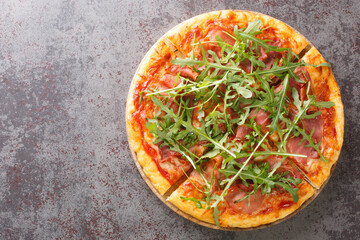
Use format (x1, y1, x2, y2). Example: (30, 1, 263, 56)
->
(262, 51, 282, 70)
(207, 27, 236, 46)
(194, 42, 222, 61)
(264, 156, 302, 179)
(302, 115, 323, 143)
(249, 108, 271, 131)
(288, 107, 323, 144)
(274, 82, 283, 93)
(267, 37, 282, 47)
(158, 144, 182, 163)
(235, 125, 252, 142)
(158, 66, 197, 114)
(159, 140, 208, 166)
(167, 97, 179, 114)
(170, 65, 198, 81)
(194, 27, 235, 61)
(188, 140, 209, 158)
(286, 136, 319, 167)
(239, 59, 252, 73)
(257, 46, 282, 70)
(224, 185, 265, 214)
(218, 123, 227, 133)
(288, 67, 312, 102)
(190, 155, 224, 193)
(159, 74, 180, 90)
(217, 103, 239, 120)
(160, 65, 198, 90)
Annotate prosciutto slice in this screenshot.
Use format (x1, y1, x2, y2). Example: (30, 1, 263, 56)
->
(286, 136, 319, 167)
(265, 156, 302, 179)
(239, 59, 252, 73)
(235, 125, 252, 142)
(158, 145, 182, 163)
(194, 42, 222, 60)
(159, 74, 180, 90)
(190, 155, 224, 193)
(159, 65, 199, 90)
(194, 27, 235, 61)
(288, 66, 312, 102)
(188, 140, 209, 158)
(288, 106, 323, 144)
(170, 65, 199, 81)
(258, 46, 282, 70)
(302, 115, 323, 143)
(207, 27, 236, 45)
(224, 185, 265, 214)
(249, 108, 271, 131)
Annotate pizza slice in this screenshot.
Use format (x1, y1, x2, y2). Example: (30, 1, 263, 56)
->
(127, 39, 195, 195)
(167, 154, 314, 228)
(283, 47, 344, 188)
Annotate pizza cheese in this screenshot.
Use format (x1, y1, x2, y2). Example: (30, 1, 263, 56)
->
(126, 10, 344, 228)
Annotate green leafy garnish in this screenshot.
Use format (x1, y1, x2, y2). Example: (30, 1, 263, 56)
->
(142, 19, 335, 226)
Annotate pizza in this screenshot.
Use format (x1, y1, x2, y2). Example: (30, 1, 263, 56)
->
(126, 10, 344, 229)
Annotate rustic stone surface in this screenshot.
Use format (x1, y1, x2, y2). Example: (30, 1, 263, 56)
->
(0, 0, 359, 239)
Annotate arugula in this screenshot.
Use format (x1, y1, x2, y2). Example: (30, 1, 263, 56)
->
(219, 161, 302, 203)
(143, 19, 335, 226)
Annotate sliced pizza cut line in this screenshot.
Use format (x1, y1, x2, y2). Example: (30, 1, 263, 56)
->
(163, 36, 187, 58)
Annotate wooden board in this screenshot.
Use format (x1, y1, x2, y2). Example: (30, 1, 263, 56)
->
(125, 10, 342, 231)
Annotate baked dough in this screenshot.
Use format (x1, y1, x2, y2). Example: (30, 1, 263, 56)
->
(126, 10, 344, 229)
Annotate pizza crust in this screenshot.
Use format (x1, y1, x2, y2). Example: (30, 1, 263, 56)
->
(164, 10, 309, 56)
(219, 183, 314, 228)
(126, 38, 177, 195)
(297, 47, 344, 188)
(167, 178, 314, 228)
(166, 178, 216, 225)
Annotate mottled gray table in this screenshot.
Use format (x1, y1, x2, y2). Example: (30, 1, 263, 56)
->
(0, 0, 359, 239)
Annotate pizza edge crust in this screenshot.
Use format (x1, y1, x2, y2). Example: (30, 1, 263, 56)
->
(166, 178, 216, 225)
(167, 179, 314, 228)
(126, 39, 175, 195)
(219, 182, 314, 228)
(164, 10, 309, 55)
(300, 47, 344, 188)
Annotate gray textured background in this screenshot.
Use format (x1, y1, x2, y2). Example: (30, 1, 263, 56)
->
(0, 0, 359, 239)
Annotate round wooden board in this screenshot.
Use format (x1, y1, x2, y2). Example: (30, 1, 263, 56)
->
(125, 10, 340, 231)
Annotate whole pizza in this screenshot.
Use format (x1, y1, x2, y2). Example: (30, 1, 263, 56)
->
(126, 10, 344, 229)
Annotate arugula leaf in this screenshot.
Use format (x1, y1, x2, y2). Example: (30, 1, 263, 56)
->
(269, 74, 289, 135)
(312, 101, 335, 108)
(213, 207, 220, 226)
(244, 19, 262, 34)
(232, 83, 253, 98)
(180, 197, 206, 209)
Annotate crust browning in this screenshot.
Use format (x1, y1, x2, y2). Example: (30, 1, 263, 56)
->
(167, 178, 216, 225)
(165, 10, 309, 56)
(219, 183, 314, 228)
(126, 39, 176, 195)
(167, 178, 314, 228)
(298, 47, 344, 188)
